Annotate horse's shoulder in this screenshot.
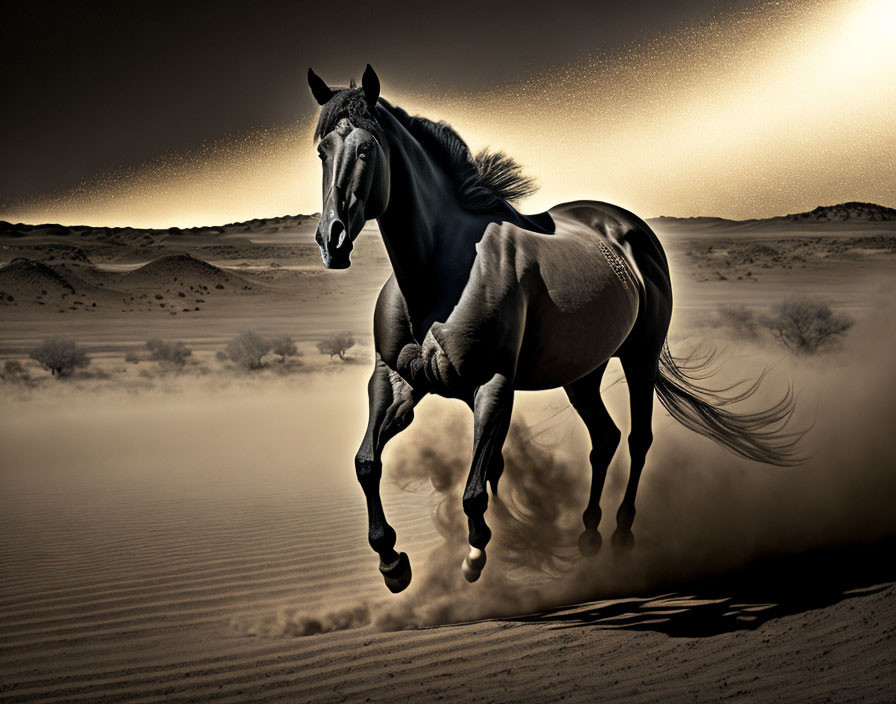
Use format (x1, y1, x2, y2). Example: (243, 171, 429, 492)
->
(374, 273, 406, 313)
(479, 219, 523, 248)
(475, 220, 539, 276)
(373, 275, 414, 365)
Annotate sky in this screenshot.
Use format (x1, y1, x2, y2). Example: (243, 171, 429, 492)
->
(1, 0, 894, 227)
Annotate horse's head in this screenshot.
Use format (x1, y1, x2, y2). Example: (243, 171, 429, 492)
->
(307, 65, 390, 269)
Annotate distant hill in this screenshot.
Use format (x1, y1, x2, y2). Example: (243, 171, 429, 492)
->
(2, 203, 894, 240)
(649, 202, 896, 228)
(782, 202, 896, 223)
(0, 214, 318, 240)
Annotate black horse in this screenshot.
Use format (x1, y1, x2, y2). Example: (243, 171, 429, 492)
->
(307, 65, 799, 593)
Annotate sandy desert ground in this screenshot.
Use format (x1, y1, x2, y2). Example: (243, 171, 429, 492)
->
(1, 204, 895, 703)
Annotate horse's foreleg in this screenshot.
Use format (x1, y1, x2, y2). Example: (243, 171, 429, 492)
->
(461, 373, 513, 583)
(565, 362, 620, 556)
(613, 358, 657, 552)
(355, 355, 421, 593)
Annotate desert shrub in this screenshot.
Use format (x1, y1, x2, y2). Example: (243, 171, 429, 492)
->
(146, 339, 191, 368)
(226, 331, 271, 370)
(271, 336, 300, 362)
(712, 304, 760, 339)
(763, 297, 853, 353)
(29, 337, 89, 377)
(317, 332, 355, 361)
(736, 243, 779, 265)
(124, 351, 140, 364)
(215, 350, 228, 362)
(1, 359, 26, 381)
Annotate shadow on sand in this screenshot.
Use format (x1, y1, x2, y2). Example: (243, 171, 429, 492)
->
(512, 537, 896, 638)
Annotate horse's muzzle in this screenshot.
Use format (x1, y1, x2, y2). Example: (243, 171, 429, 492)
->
(316, 218, 353, 269)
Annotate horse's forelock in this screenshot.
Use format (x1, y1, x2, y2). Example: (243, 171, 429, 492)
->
(313, 88, 381, 142)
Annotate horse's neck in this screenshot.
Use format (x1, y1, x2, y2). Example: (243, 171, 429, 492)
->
(376, 120, 487, 337)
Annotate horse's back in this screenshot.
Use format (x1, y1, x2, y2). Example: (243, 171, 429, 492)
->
(546, 201, 674, 358)
(547, 200, 669, 278)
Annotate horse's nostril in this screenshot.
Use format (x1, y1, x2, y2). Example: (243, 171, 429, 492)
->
(315, 230, 323, 245)
(330, 220, 345, 242)
(330, 220, 348, 249)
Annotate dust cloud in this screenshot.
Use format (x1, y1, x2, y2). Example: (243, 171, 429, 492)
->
(252, 306, 896, 636)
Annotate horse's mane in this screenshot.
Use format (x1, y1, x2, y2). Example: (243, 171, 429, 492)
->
(314, 87, 538, 213)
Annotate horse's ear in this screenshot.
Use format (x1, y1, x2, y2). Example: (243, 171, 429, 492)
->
(362, 64, 380, 109)
(308, 68, 334, 106)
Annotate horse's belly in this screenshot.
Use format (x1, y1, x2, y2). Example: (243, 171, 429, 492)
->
(514, 270, 640, 390)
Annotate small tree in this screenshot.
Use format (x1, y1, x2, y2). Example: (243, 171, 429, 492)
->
(226, 331, 271, 370)
(763, 297, 853, 353)
(317, 332, 355, 361)
(29, 337, 90, 377)
(271, 336, 300, 363)
(146, 339, 191, 368)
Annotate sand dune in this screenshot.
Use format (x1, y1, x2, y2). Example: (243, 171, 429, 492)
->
(0, 258, 78, 296)
(0, 258, 122, 308)
(123, 253, 249, 291)
(0, 253, 267, 321)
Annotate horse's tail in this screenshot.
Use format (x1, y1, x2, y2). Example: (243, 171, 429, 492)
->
(654, 341, 804, 466)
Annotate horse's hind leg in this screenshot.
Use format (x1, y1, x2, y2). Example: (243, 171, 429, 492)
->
(564, 362, 621, 556)
(612, 356, 658, 552)
(355, 354, 422, 593)
(461, 372, 514, 583)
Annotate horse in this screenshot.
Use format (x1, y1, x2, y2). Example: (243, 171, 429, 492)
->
(305, 65, 800, 593)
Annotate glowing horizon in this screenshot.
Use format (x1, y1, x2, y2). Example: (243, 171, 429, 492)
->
(3, 0, 894, 229)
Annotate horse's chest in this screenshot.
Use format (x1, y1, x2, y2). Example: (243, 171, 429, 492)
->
(393, 293, 507, 396)
(394, 336, 465, 399)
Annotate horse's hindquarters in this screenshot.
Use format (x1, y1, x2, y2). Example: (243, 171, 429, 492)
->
(514, 285, 638, 389)
(513, 233, 641, 390)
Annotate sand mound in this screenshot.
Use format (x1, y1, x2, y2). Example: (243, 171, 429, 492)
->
(0, 257, 125, 306)
(124, 253, 246, 290)
(0, 257, 76, 299)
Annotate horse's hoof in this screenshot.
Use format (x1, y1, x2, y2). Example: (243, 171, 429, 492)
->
(380, 552, 412, 593)
(578, 529, 602, 557)
(462, 546, 487, 583)
(611, 529, 635, 553)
